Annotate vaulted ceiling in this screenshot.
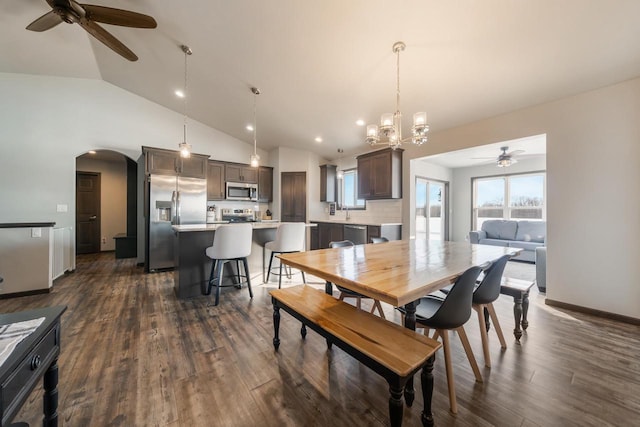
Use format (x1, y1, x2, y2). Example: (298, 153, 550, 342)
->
(3, 1, 640, 160)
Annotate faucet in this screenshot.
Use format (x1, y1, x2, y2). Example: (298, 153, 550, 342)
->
(344, 205, 350, 221)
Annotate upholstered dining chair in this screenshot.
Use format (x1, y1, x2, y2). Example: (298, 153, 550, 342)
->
(265, 222, 307, 288)
(397, 265, 483, 414)
(329, 240, 386, 319)
(203, 223, 253, 306)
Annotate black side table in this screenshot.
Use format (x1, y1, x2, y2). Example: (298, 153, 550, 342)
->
(0, 306, 67, 427)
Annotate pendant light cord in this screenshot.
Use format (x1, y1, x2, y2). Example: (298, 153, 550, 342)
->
(183, 47, 188, 143)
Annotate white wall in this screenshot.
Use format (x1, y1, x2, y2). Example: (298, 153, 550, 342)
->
(450, 156, 546, 242)
(0, 73, 268, 263)
(76, 156, 128, 251)
(400, 77, 640, 319)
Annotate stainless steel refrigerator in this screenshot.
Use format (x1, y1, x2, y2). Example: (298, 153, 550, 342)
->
(146, 174, 206, 271)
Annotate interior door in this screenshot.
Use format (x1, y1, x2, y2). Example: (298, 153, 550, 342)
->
(76, 172, 101, 254)
(281, 172, 306, 222)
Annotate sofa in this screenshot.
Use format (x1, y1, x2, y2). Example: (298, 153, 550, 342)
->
(469, 220, 546, 263)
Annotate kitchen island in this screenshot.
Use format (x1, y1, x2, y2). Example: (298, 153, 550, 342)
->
(171, 222, 313, 299)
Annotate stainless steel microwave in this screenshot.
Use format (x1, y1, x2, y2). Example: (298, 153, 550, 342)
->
(226, 181, 258, 201)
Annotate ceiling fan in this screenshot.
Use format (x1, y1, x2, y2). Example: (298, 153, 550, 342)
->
(473, 146, 525, 168)
(26, 0, 157, 62)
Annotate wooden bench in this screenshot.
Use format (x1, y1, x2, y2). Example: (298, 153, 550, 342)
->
(499, 277, 535, 342)
(270, 285, 441, 427)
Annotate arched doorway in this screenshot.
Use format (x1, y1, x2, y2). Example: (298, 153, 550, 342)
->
(75, 150, 137, 257)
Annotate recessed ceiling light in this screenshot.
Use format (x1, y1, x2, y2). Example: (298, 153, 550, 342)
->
(315, 137, 323, 143)
(246, 124, 254, 131)
(88, 150, 96, 154)
(175, 89, 185, 98)
(356, 119, 365, 126)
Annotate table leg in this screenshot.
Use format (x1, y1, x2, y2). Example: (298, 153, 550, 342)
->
(43, 358, 59, 427)
(325, 281, 333, 295)
(272, 298, 281, 350)
(420, 355, 436, 427)
(483, 306, 491, 332)
(402, 300, 418, 407)
(512, 294, 524, 343)
(522, 291, 530, 330)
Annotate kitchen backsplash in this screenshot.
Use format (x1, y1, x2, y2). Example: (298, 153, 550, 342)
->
(318, 199, 402, 223)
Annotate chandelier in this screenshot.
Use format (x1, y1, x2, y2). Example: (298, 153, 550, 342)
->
(179, 44, 193, 158)
(365, 41, 429, 149)
(249, 87, 261, 167)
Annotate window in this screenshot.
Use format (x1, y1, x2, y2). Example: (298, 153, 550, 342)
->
(473, 172, 545, 229)
(340, 168, 365, 209)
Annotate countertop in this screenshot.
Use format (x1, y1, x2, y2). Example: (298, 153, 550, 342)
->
(0, 222, 56, 228)
(173, 221, 317, 232)
(309, 219, 402, 227)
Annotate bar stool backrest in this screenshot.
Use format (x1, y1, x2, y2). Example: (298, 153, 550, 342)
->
(271, 222, 306, 252)
(208, 224, 252, 259)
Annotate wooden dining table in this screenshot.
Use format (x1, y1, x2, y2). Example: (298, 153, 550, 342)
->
(278, 239, 521, 425)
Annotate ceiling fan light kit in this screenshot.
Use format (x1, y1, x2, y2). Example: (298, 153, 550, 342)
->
(365, 41, 429, 149)
(26, 0, 157, 62)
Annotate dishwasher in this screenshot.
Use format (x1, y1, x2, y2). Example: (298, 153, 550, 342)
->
(343, 224, 368, 245)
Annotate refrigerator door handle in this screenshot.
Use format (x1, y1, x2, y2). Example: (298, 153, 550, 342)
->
(176, 191, 181, 225)
(171, 191, 177, 225)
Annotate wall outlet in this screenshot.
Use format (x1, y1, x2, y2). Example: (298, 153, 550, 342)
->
(56, 204, 68, 213)
(102, 237, 107, 244)
(31, 227, 41, 238)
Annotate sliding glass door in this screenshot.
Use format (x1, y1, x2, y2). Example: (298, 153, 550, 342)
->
(415, 178, 448, 241)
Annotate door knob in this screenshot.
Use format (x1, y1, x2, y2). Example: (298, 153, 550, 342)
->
(89, 215, 97, 220)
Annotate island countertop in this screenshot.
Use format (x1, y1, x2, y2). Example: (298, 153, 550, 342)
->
(172, 221, 316, 232)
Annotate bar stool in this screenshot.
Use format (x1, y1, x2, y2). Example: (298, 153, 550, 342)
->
(264, 222, 307, 288)
(203, 223, 253, 306)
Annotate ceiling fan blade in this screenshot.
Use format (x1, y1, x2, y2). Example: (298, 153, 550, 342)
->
(81, 5, 157, 28)
(78, 19, 138, 61)
(26, 10, 64, 32)
(507, 149, 525, 156)
(471, 157, 495, 160)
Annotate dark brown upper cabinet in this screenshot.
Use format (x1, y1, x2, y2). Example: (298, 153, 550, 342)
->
(207, 161, 226, 200)
(319, 164, 337, 203)
(225, 164, 258, 183)
(357, 148, 403, 200)
(258, 166, 273, 202)
(143, 146, 208, 179)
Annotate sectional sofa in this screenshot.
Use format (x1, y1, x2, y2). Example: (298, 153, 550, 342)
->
(469, 219, 546, 263)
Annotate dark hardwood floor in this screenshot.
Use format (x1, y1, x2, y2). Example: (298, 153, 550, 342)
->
(2, 253, 639, 426)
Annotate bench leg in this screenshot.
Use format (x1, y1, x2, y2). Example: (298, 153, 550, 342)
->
(512, 294, 524, 343)
(272, 298, 281, 350)
(522, 291, 530, 330)
(402, 300, 418, 407)
(421, 355, 436, 427)
(388, 384, 404, 427)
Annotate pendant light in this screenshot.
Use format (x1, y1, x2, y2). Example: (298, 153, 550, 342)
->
(179, 44, 193, 158)
(336, 149, 344, 179)
(249, 87, 261, 167)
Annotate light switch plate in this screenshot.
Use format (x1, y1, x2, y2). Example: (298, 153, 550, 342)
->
(31, 227, 41, 238)
(56, 204, 68, 212)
